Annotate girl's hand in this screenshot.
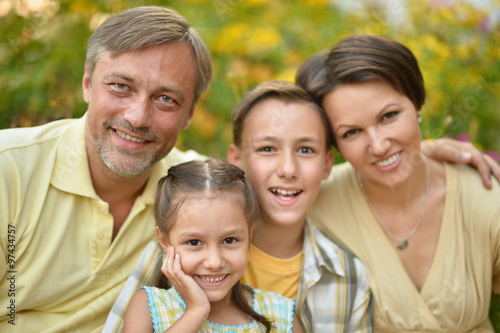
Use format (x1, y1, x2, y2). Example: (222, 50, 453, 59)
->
(162, 246, 210, 320)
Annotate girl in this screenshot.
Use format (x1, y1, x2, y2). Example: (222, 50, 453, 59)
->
(123, 158, 302, 332)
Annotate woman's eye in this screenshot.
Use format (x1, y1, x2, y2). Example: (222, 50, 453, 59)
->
(160, 95, 172, 103)
(382, 111, 398, 121)
(343, 129, 359, 138)
(187, 240, 201, 246)
(223, 237, 237, 244)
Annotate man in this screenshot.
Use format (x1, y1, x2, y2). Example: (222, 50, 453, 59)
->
(0, 6, 211, 332)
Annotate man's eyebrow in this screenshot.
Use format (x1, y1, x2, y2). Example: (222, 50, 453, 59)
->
(104, 72, 135, 82)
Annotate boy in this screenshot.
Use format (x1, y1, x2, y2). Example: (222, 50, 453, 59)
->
(227, 80, 372, 332)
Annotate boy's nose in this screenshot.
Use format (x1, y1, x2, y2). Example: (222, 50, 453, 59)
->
(277, 152, 299, 179)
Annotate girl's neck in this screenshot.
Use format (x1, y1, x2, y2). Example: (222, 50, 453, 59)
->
(207, 289, 253, 326)
(251, 218, 305, 259)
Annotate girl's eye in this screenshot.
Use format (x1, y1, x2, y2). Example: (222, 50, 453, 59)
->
(382, 111, 399, 121)
(160, 95, 172, 103)
(187, 240, 201, 246)
(223, 237, 237, 245)
(343, 129, 360, 138)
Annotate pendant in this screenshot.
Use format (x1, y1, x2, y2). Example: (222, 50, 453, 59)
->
(397, 240, 409, 250)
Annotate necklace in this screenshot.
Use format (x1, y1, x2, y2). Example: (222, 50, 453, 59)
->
(357, 154, 430, 251)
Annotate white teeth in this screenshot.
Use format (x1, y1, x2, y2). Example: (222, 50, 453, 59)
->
(271, 189, 301, 196)
(115, 130, 147, 143)
(375, 153, 400, 167)
(199, 275, 227, 283)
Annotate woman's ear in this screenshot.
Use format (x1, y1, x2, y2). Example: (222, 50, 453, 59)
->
(156, 226, 170, 251)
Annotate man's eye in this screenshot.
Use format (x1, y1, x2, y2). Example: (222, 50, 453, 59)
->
(161, 95, 172, 103)
(115, 83, 127, 89)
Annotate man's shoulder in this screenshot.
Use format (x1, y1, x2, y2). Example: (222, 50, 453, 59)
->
(160, 147, 206, 166)
(0, 118, 76, 152)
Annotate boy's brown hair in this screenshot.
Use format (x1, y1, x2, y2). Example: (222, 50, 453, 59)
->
(232, 80, 335, 148)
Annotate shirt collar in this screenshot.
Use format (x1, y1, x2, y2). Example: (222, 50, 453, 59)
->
(303, 221, 346, 278)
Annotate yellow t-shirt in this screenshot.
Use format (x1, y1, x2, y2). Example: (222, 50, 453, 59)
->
(0, 116, 202, 332)
(241, 243, 302, 299)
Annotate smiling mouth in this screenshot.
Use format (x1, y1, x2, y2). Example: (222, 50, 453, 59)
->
(270, 188, 302, 201)
(114, 129, 148, 143)
(375, 152, 401, 167)
(198, 275, 228, 283)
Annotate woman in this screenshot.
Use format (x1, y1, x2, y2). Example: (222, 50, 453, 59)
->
(298, 34, 500, 332)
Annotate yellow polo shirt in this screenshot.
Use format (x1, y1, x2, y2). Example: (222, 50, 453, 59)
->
(0, 115, 202, 332)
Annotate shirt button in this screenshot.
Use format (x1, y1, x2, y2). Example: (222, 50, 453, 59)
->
(97, 233, 104, 240)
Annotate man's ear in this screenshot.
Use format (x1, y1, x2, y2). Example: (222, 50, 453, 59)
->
(323, 148, 334, 180)
(82, 66, 91, 104)
(181, 106, 195, 129)
(156, 226, 170, 251)
(227, 144, 243, 169)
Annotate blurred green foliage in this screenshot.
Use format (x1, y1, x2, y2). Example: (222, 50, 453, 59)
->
(1, 0, 500, 329)
(1, 0, 499, 160)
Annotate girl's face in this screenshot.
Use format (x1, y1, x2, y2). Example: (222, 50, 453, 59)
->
(161, 195, 251, 303)
(323, 80, 422, 189)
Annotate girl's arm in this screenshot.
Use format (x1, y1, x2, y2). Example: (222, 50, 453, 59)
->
(161, 246, 210, 333)
(291, 314, 304, 333)
(123, 289, 154, 333)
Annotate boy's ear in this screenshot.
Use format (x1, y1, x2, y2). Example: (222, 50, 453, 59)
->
(156, 226, 170, 251)
(323, 148, 334, 180)
(227, 144, 242, 168)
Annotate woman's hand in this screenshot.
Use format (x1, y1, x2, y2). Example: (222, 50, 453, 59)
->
(422, 138, 500, 188)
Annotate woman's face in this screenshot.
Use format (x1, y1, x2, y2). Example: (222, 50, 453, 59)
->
(323, 80, 422, 189)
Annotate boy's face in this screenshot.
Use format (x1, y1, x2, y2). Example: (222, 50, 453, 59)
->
(228, 99, 333, 228)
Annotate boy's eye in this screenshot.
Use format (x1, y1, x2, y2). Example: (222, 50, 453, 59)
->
(298, 147, 314, 154)
(187, 240, 201, 246)
(223, 237, 237, 244)
(343, 129, 360, 138)
(257, 146, 274, 152)
(381, 111, 399, 121)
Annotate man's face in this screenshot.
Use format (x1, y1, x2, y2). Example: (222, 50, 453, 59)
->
(83, 42, 197, 178)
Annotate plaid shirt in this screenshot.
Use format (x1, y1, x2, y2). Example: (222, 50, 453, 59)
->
(103, 222, 373, 332)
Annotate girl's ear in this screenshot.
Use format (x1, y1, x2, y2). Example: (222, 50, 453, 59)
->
(156, 226, 170, 251)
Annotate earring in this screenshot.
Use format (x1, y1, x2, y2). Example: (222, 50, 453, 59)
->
(417, 115, 422, 123)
